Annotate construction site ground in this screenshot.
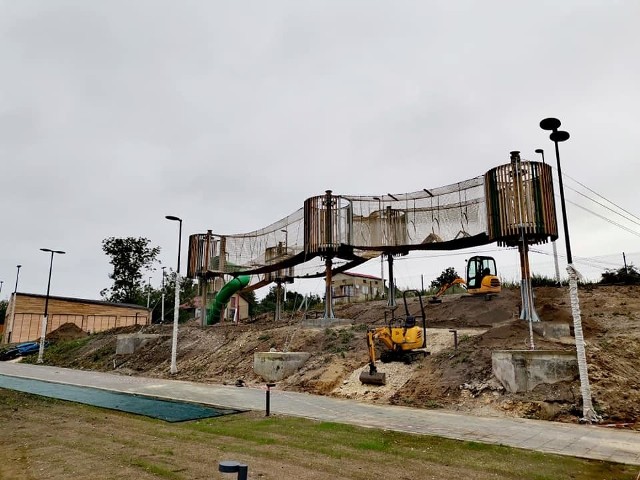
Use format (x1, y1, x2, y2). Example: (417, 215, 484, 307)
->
(39, 285, 640, 427)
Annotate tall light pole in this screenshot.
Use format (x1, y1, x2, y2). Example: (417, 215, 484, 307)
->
(0, 281, 3, 296)
(6, 265, 21, 343)
(38, 248, 65, 363)
(535, 148, 561, 285)
(161, 266, 166, 323)
(146, 277, 152, 308)
(165, 215, 182, 374)
(540, 117, 598, 423)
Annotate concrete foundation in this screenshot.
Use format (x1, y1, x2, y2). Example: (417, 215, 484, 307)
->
(492, 350, 578, 393)
(532, 321, 571, 340)
(116, 334, 164, 355)
(253, 352, 311, 382)
(300, 317, 352, 328)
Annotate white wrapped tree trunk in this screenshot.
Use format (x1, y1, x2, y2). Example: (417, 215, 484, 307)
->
(567, 264, 600, 423)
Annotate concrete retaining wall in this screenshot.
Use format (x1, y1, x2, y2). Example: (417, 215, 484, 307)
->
(492, 349, 578, 393)
(116, 334, 164, 355)
(253, 352, 311, 382)
(532, 321, 571, 339)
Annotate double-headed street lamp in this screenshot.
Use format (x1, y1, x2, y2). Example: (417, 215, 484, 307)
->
(540, 117, 598, 423)
(38, 248, 65, 363)
(165, 215, 182, 374)
(540, 118, 572, 263)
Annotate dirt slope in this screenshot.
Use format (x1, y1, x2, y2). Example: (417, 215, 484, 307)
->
(42, 285, 640, 426)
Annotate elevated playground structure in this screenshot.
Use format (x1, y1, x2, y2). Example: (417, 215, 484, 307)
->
(188, 153, 558, 322)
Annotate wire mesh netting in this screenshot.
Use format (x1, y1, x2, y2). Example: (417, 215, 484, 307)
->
(187, 161, 556, 281)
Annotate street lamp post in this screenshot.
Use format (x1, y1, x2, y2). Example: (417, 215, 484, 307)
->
(165, 215, 182, 374)
(161, 266, 166, 323)
(540, 117, 598, 423)
(6, 264, 22, 343)
(146, 277, 152, 309)
(38, 249, 65, 363)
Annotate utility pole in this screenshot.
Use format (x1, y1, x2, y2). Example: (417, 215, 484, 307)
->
(161, 267, 166, 323)
(146, 277, 151, 309)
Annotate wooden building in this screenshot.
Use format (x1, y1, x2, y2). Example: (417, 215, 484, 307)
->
(331, 272, 383, 304)
(2, 293, 150, 344)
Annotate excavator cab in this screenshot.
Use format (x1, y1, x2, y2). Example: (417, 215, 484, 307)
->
(465, 256, 501, 295)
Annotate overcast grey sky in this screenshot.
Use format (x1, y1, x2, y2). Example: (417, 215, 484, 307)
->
(1, 0, 639, 301)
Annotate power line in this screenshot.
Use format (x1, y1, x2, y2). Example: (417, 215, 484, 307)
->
(562, 170, 640, 225)
(566, 200, 640, 238)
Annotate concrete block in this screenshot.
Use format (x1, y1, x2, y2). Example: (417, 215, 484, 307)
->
(116, 334, 163, 355)
(253, 352, 311, 382)
(492, 350, 578, 393)
(532, 322, 571, 339)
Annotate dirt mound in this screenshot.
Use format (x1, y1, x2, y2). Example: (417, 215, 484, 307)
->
(47, 323, 89, 342)
(38, 285, 640, 426)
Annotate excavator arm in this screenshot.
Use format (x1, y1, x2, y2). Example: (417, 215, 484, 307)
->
(359, 329, 387, 385)
(429, 277, 467, 303)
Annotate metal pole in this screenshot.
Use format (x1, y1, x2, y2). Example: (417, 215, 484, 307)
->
(540, 118, 597, 423)
(552, 135, 572, 264)
(161, 267, 166, 323)
(146, 277, 151, 309)
(166, 215, 182, 374)
(38, 249, 65, 363)
(7, 264, 21, 343)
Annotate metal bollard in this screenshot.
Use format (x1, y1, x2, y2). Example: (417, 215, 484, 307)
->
(265, 383, 276, 416)
(219, 461, 248, 480)
(449, 329, 458, 350)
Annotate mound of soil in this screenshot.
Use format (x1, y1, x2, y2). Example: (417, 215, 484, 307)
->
(40, 285, 640, 427)
(47, 323, 89, 342)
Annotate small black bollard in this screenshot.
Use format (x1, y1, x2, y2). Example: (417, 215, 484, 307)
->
(449, 329, 458, 350)
(265, 383, 276, 416)
(219, 460, 248, 480)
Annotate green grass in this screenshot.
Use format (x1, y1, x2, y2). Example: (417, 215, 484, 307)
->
(0, 389, 637, 480)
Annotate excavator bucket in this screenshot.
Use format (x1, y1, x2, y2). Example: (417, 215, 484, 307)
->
(359, 370, 386, 385)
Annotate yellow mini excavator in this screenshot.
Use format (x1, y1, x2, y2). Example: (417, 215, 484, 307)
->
(429, 255, 501, 303)
(359, 290, 428, 385)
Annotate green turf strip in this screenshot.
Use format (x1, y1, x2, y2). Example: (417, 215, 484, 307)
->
(0, 374, 241, 422)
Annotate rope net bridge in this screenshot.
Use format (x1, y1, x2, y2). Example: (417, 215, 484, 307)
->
(188, 159, 557, 283)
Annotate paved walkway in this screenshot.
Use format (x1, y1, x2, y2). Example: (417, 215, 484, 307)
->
(1, 362, 639, 466)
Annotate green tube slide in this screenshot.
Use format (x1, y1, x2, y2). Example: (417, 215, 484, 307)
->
(206, 275, 251, 325)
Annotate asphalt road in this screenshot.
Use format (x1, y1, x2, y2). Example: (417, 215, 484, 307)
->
(1, 362, 639, 466)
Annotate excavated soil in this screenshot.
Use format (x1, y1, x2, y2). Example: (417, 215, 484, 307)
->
(43, 285, 640, 426)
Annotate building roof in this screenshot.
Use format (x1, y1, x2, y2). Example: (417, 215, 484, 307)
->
(15, 292, 150, 311)
(337, 272, 382, 281)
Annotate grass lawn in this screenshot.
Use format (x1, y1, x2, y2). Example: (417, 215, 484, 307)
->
(0, 388, 636, 479)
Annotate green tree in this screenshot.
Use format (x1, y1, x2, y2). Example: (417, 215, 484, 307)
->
(101, 237, 161, 304)
(0, 300, 8, 326)
(430, 267, 461, 290)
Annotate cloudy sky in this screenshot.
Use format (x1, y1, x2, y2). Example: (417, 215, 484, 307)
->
(1, 0, 639, 302)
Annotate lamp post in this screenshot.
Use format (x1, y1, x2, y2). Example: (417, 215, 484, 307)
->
(6, 264, 22, 343)
(146, 276, 152, 309)
(161, 266, 166, 323)
(540, 117, 598, 423)
(38, 248, 65, 363)
(0, 281, 3, 296)
(165, 215, 182, 374)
